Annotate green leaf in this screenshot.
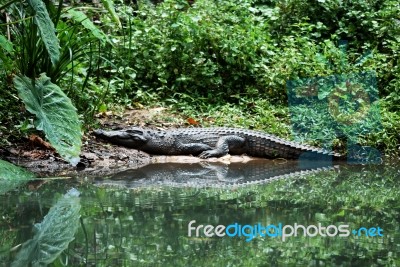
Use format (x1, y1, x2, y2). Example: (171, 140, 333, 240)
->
(65, 9, 112, 45)
(100, 0, 121, 28)
(318, 90, 330, 100)
(11, 188, 81, 267)
(27, 0, 60, 66)
(0, 33, 13, 53)
(14, 74, 82, 165)
(336, 209, 345, 217)
(0, 160, 36, 195)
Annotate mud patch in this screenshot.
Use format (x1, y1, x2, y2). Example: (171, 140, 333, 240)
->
(1, 137, 151, 177)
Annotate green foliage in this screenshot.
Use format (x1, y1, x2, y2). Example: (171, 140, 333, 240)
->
(0, 76, 24, 146)
(262, 0, 400, 44)
(14, 74, 82, 165)
(125, 0, 398, 106)
(125, 0, 271, 101)
(27, 0, 60, 66)
(3, 0, 58, 79)
(0, 34, 13, 52)
(65, 9, 112, 45)
(360, 102, 400, 156)
(0, 0, 123, 149)
(286, 71, 383, 154)
(169, 97, 291, 137)
(100, 0, 121, 28)
(0, 33, 14, 69)
(0, 159, 36, 180)
(0, 0, 399, 155)
(11, 188, 81, 267)
(260, 0, 400, 96)
(1, 0, 119, 111)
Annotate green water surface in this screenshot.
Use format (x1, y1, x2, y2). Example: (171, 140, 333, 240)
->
(0, 163, 399, 266)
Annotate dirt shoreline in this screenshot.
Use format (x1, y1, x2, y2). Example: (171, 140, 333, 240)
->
(1, 136, 151, 177)
(1, 134, 266, 178)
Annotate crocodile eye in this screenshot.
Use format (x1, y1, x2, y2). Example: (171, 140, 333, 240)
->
(125, 129, 147, 142)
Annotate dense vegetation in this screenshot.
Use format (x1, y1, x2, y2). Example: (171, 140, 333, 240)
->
(1, 0, 399, 161)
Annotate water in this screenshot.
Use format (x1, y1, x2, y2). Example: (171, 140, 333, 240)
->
(0, 161, 399, 266)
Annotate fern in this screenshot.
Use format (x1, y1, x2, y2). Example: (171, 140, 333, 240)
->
(14, 74, 82, 165)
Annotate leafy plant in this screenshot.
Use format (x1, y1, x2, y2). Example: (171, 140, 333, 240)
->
(28, 0, 60, 65)
(3, 0, 60, 79)
(2, 0, 119, 83)
(14, 74, 82, 165)
(0, 0, 123, 160)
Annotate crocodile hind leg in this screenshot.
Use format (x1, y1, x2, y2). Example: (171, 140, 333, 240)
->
(199, 136, 245, 158)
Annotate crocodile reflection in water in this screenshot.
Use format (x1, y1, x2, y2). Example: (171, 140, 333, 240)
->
(95, 159, 337, 188)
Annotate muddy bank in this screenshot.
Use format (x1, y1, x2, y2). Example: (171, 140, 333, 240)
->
(0, 136, 151, 177)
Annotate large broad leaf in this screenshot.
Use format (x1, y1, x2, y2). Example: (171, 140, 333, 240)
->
(14, 74, 82, 165)
(65, 9, 112, 45)
(27, 0, 60, 66)
(11, 188, 81, 267)
(0, 159, 36, 195)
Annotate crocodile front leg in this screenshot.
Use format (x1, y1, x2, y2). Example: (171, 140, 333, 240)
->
(177, 143, 213, 154)
(199, 135, 245, 158)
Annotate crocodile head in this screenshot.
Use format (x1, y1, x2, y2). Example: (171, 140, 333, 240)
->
(94, 127, 150, 148)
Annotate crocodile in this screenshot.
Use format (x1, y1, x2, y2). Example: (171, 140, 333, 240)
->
(94, 127, 344, 161)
